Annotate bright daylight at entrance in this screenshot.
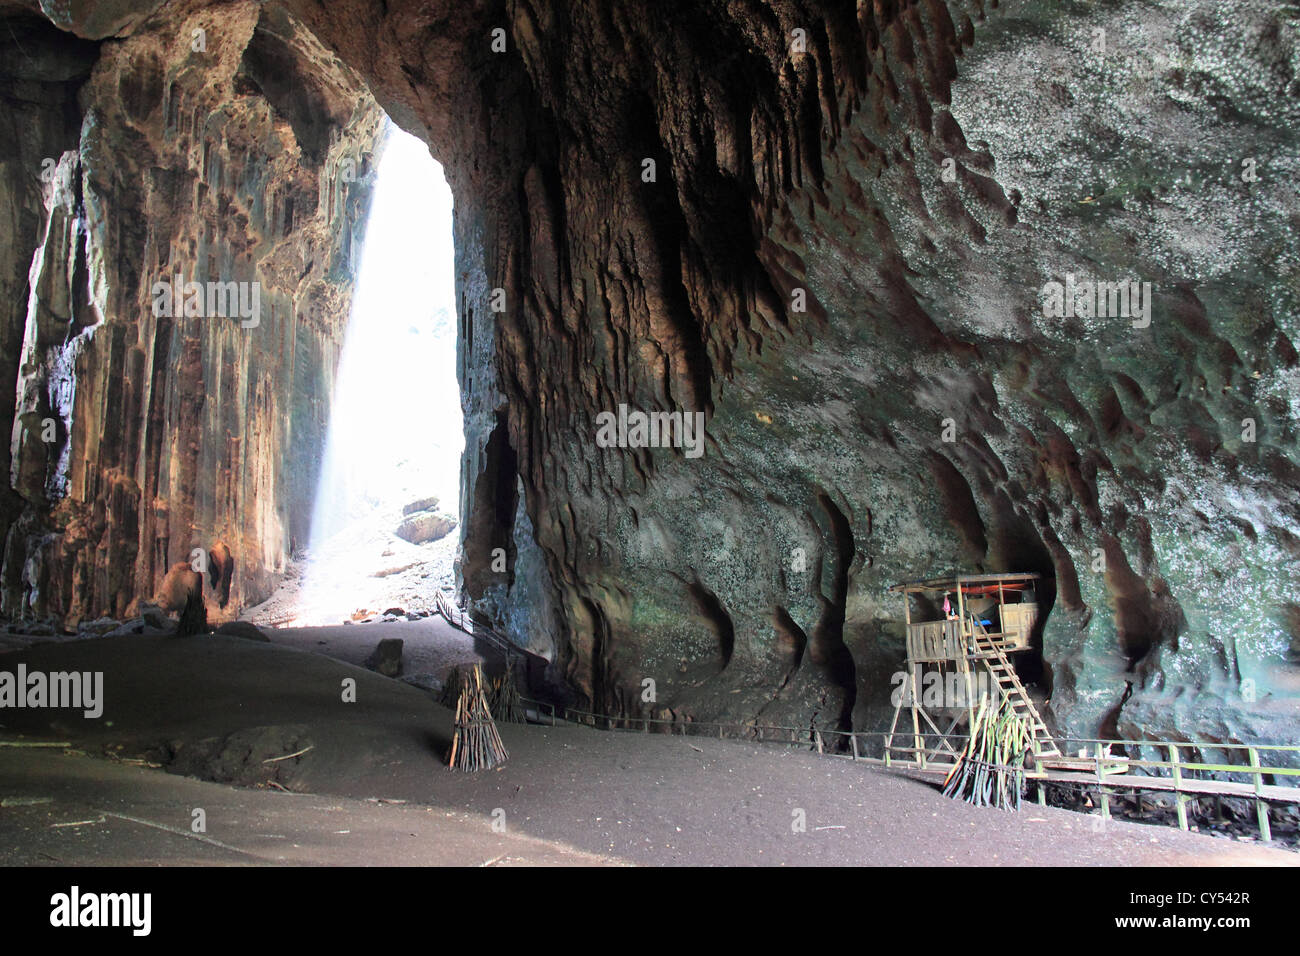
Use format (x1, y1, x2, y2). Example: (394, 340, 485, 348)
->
(253, 122, 462, 627)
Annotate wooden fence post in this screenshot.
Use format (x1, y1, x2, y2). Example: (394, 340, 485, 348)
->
(1170, 745, 1189, 831)
(1249, 747, 1272, 843)
(1095, 744, 1110, 821)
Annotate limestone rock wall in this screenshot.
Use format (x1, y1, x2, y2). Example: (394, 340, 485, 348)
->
(1, 0, 383, 624)
(10, 0, 1299, 749)
(0, 9, 99, 624)
(285, 0, 1300, 746)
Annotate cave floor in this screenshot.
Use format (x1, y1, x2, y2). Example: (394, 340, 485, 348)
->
(265, 615, 500, 691)
(0, 747, 617, 866)
(0, 633, 1294, 867)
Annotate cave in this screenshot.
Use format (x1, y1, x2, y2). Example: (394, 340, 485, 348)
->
(0, 0, 1298, 878)
(289, 119, 462, 627)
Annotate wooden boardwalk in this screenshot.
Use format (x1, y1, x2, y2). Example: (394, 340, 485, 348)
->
(522, 697, 1300, 844)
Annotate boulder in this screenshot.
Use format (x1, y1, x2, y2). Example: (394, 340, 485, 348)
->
(98, 614, 172, 638)
(364, 637, 404, 677)
(139, 603, 169, 631)
(155, 561, 206, 637)
(394, 510, 457, 545)
(215, 621, 270, 643)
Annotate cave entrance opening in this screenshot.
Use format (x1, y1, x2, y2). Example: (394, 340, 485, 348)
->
(291, 120, 463, 626)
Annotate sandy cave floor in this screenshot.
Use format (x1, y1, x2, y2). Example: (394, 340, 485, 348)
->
(0, 632, 1296, 867)
(266, 617, 500, 693)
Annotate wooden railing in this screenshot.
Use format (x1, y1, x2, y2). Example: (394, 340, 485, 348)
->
(1031, 736, 1300, 840)
(517, 698, 1300, 843)
(906, 619, 965, 661)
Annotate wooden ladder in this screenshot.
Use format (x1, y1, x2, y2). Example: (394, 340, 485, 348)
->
(969, 624, 1060, 758)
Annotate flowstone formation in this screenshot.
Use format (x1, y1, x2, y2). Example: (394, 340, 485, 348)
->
(287, 0, 1299, 746)
(0, 1, 383, 624)
(5, 0, 1298, 748)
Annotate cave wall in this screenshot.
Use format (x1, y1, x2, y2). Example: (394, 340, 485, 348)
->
(0, 0, 383, 624)
(10, 0, 1300, 747)
(0, 8, 98, 622)
(281, 0, 1300, 745)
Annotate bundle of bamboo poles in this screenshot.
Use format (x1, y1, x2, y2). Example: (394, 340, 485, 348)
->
(490, 666, 527, 724)
(448, 664, 509, 772)
(943, 695, 1029, 810)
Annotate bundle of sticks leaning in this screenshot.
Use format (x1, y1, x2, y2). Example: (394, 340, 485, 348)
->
(439, 665, 465, 708)
(942, 694, 1029, 810)
(448, 664, 509, 771)
(490, 666, 527, 724)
